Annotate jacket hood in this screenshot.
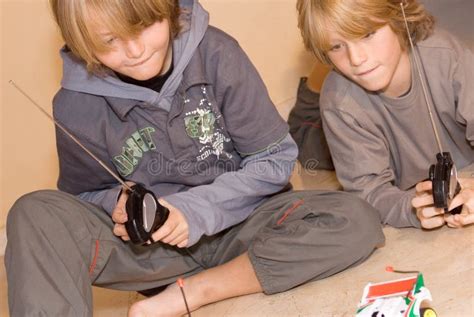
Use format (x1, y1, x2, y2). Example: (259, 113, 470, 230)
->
(59, 0, 209, 112)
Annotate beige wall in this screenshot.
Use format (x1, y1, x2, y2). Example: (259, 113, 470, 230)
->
(0, 0, 314, 228)
(1, 0, 64, 229)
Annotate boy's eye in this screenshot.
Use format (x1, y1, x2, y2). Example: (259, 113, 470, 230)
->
(363, 31, 376, 39)
(105, 37, 117, 45)
(329, 43, 343, 52)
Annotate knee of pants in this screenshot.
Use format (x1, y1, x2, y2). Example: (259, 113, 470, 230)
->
(333, 192, 385, 249)
(295, 191, 384, 255)
(7, 190, 66, 237)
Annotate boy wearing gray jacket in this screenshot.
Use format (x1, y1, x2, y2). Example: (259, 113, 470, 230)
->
(5, 0, 384, 316)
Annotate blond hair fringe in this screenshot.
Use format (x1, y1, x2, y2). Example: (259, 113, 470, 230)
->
(297, 0, 434, 64)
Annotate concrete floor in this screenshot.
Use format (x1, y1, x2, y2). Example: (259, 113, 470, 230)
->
(1, 166, 473, 316)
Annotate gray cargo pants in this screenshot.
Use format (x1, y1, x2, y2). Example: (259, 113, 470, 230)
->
(5, 189, 384, 316)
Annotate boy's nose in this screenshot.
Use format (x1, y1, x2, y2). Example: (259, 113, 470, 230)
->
(124, 39, 145, 59)
(347, 44, 367, 67)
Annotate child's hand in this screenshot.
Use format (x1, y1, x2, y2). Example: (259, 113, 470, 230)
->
(111, 184, 132, 241)
(445, 178, 474, 227)
(150, 199, 189, 248)
(411, 180, 446, 229)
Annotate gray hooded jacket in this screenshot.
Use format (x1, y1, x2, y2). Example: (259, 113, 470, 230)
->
(53, 0, 296, 246)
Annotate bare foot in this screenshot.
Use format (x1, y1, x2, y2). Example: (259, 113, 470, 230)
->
(128, 252, 261, 317)
(128, 281, 202, 317)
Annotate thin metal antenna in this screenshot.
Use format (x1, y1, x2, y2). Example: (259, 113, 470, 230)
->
(9, 80, 133, 192)
(400, 2, 444, 154)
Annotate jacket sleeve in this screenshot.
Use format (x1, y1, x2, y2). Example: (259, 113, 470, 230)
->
(55, 128, 120, 196)
(163, 133, 297, 246)
(55, 127, 121, 214)
(76, 187, 122, 215)
(322, 108, 421, 228)
(53, 91, 122, 214)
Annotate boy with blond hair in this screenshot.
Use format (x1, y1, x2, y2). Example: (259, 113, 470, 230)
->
(5, 0, 384, 316)
(297, 0, 474, 230)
